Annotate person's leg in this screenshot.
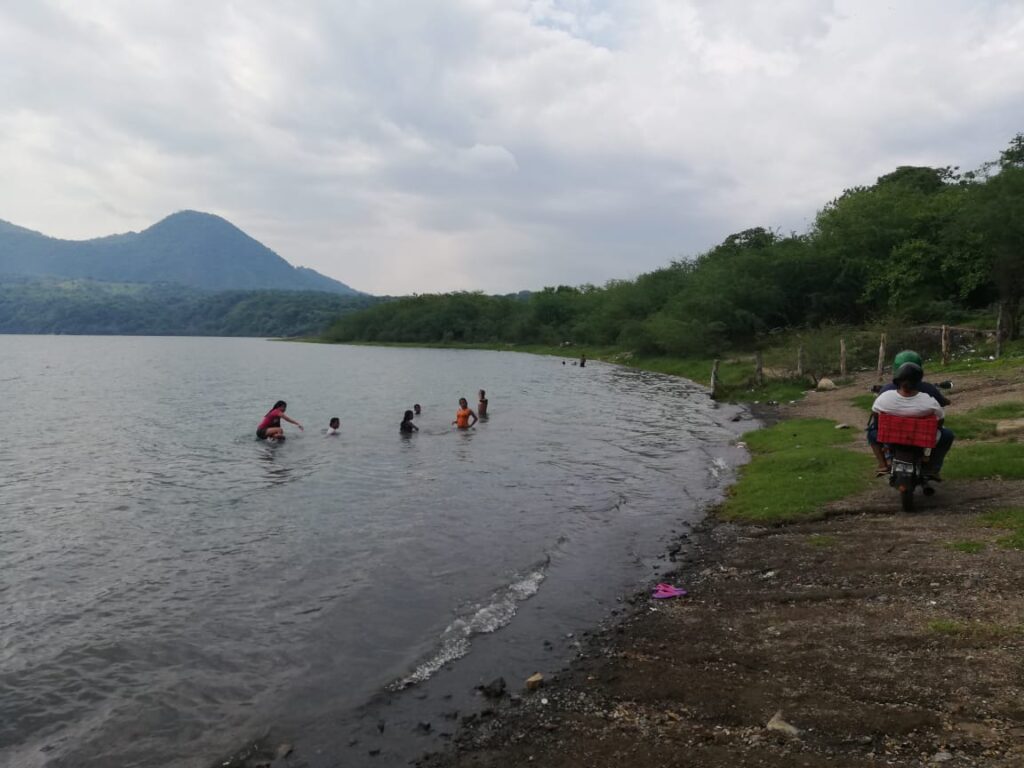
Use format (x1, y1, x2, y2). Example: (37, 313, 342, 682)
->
(928, 427, 955, 475)
(867, 426, 888, 471)
(266, 426, 284, 439)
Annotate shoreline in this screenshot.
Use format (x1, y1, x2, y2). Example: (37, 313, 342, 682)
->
(416, 493, 1024, 767)
(218, 364, 1024, 768)
(414, 369, 1024, 768)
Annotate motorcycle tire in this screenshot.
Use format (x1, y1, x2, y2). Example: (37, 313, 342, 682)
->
(900, 487, 915, 512)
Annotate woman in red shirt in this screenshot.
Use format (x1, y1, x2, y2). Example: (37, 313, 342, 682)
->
(256, 400, 304, 440)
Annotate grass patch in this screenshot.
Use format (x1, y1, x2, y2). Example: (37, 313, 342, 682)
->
(970, 402, 1024, 420)
(850, 393, 875, 413)
(946, 540, 985, 554)
(743, 418, 856, 453)
(943, 413, 998, 440)
(976, 508, 1024, 550)
(927, 619, 969, 635)
(720, 419, 872, 523)
(944, 443, 1024, 480)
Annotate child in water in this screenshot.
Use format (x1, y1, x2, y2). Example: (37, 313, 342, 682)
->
(452, 398, 478, 429)
(327, 417, 341, 435)
(256, 400, 303, 440)
(400, 410, 419, 433)
(413, 403, 422, 416)
(477, 389, 488, 417)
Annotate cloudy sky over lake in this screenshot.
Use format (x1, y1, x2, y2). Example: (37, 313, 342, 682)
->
(1, 1, 1023, 294)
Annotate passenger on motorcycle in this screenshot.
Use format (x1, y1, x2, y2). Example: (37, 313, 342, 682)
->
(867, 350, 952, 472)
(870, 362, 954, 478)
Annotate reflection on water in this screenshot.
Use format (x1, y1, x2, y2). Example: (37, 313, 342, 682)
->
(0, 336, 746, 768)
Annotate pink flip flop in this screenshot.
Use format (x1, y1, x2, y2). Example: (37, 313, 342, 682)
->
(651, 584, 688, 599)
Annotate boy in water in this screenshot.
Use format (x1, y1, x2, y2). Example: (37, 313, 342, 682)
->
(413, 403, 422, 416)
(400, 410, 419, 433)
(477, 389, 488, 418)
(452, 398, 478, 429)
(327, 417, 341, 435)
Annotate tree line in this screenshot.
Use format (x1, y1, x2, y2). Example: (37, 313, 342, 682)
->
(0, 279, 375, 337)
(324, 135, 1024, 354)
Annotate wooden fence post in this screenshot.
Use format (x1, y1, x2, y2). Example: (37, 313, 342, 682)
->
(941, 324, 950, 366)
(755, 351, 764, 387)
(839, 338, 847, 378)
(796, 345, 804, 378)
(876, 333, 887, 381)
(996, 305, 1004, 359)
(710, 359, 721, 399)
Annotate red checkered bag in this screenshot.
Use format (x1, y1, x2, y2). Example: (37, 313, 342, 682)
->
(876, 413, 938, 448)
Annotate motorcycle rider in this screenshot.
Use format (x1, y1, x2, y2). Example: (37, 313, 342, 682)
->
(870, 361, 954, 478)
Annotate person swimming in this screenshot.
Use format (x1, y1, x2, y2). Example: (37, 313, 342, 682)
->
(256, 400, 303, 440)
(327, 417, 341, 435)
(400, 410, 419, 433)
(477, 389, 488, 418)
(452, 397, 478, 429)
(413, 403, 422, 416)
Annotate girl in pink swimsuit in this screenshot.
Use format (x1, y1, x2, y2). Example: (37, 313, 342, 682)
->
(256, 400, 304, 440)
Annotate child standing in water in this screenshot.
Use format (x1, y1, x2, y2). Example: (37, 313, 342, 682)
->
(400, 410, 419, 433)
(477, 389, 489, 418)
(452, 398, 478, 429)
(326, 417, 341, 435)
(256, 400, 303, 440)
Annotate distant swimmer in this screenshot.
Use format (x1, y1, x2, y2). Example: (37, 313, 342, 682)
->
(400, 410, 419, 434)
(580, 353, 586, 368)
(327, 417, 341, 435)
(477, 389, 488, 418)
(256, 400, 303, 440)
(413, 403, 422, 416)
(452, 398, 478, 429)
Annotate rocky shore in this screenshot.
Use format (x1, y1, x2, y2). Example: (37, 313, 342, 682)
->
(417, 494, 1024, 767)
(417, 369, 1024, 768)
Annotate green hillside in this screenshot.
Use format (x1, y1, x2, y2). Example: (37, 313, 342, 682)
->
(0, 210, 360, 294)
(0, 278, 375, 337)
(324, 135, 1024, 356)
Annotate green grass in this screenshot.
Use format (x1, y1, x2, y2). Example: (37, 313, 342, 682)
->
(927, 619, 969, 635)
(946, 540, 986, 554)
(720, 419, 872, 522)
(944, 443, 1024, 480)
(970, 402, 1024, 420)
(943, 413, 999, 440)
(851, 393, 875, 413)
(977, 507, 1024, 550)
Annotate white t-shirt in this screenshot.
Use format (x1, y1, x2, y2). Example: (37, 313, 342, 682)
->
(872, 390, 944, 419)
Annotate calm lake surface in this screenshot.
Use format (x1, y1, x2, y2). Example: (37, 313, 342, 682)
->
(0, 336, 750, 767)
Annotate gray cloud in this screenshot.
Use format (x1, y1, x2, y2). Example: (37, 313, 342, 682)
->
(0, 0, 1022, 294)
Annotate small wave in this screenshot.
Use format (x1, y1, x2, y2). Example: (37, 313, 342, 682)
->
(392, 558, 549, 689)
(708, 456, 729, 480)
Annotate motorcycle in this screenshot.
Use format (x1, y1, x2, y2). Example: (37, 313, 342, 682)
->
(876, 412, 940, 511)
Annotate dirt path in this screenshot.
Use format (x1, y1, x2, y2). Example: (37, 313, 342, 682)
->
(418, 369, 1024, 768)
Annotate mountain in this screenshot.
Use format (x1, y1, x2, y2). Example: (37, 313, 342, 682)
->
(0, 211, 360, 294)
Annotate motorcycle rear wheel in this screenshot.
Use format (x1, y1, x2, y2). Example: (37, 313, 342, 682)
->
(900, 487, 915, 512)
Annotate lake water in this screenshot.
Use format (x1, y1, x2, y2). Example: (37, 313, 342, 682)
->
(0, 336, 751, 767)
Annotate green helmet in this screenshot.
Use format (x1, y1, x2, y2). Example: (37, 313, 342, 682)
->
(893, 350, 923, 369)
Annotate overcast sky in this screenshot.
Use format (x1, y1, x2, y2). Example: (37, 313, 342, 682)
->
(1, 1, 1023, 294)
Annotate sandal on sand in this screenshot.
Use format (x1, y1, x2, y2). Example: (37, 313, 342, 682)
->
(652, 584, 688, 599)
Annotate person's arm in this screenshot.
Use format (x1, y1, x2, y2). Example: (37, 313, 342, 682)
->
(412, 423, 419, 431)
(469, 409, 478, 427)
(282, 414, 304, 430)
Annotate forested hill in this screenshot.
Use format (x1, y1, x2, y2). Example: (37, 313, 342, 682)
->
(324, 135, 1024, 352)
(0, 210, 360, 294)
(0, 278, 375, 337)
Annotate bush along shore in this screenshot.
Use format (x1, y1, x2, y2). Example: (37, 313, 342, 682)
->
(414, 363, 1024, 768)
